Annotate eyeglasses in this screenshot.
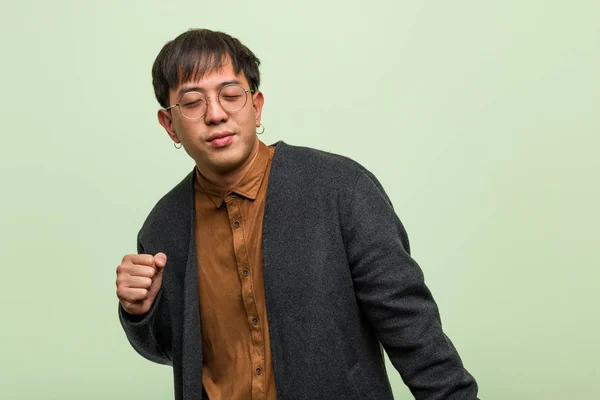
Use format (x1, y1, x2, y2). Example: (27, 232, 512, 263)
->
(165, 83, 255, 120)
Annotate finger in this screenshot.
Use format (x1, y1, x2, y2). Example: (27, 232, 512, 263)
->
(123, 254, 155, 266)
(117, 287, 148, 303)
(154, 252, 167, 268)
(127, 265, 157, 278)
(124, 275, 153, 289)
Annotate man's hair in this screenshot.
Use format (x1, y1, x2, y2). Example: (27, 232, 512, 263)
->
(151, 29, 261, 109)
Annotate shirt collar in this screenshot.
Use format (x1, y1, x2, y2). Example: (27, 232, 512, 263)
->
(195, 140, 271, 208)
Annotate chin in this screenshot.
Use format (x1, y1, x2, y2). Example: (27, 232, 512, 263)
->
(198, 138, 255, 173)
(212, 150, 246, 172)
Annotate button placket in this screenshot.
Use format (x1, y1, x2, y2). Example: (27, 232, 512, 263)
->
(226, 195, 266, 398)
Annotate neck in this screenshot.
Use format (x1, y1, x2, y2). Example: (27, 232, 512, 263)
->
(198, 139, 261, 190)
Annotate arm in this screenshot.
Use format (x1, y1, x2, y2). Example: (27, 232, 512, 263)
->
(341, 168, 478, 400)
(117, 240, 172, 366)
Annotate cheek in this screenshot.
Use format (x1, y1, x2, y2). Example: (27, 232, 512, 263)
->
(173, 119, 202, 138)
(242, 109, 259, 130)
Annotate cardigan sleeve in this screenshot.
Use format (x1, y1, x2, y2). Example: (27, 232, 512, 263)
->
(118, 238, 172, 366)
(340, 167, 478, 400)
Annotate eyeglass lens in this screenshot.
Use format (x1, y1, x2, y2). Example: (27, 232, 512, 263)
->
(178, 84, 248, 119)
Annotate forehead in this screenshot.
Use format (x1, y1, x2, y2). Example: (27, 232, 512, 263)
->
(172, 62, 248, 95)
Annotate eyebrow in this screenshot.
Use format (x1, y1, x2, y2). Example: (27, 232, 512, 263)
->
(177, 79, 242, 97)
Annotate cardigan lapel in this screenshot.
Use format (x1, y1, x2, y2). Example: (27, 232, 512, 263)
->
(179, 171, 204, 399)
(261, 141, 289, 399)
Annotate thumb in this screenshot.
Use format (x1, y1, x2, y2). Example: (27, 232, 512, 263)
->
(147, 253, 166, 299)
(154, 252, 168, 268)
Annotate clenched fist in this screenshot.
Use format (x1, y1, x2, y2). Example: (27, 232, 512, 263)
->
(116, 253, 167, 316)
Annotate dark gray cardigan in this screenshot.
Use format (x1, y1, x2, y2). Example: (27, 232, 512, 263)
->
(119, 141, 478, 400)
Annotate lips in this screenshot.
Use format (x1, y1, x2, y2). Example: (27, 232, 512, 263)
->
(207, 130, 235, 148)
(207, 131, 234, 142)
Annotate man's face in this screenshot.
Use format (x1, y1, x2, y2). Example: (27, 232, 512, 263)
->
(158, 61, 264, 175)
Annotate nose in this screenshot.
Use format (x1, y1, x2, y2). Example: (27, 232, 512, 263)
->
(203, 97, 228, 125)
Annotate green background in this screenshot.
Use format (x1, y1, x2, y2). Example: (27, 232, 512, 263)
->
(1, 1, 598, 399)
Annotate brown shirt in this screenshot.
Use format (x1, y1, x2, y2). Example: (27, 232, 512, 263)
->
(194, 141, 277, 400)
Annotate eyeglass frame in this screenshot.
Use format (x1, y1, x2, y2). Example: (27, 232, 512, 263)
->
(164, 83, 256, 120)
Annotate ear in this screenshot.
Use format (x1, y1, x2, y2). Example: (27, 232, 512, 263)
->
(252, 91, 265, 128)
(157, 109, 180, 144)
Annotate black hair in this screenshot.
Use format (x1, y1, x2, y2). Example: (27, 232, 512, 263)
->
(152, 29, 261, 108)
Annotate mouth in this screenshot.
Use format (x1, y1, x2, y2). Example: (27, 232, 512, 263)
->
(207, 130, 235, 148)
(207, 130, 235, 142)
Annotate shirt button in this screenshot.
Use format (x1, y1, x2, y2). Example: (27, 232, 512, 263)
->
(251, 317, 259, 325)
(233, 220, 240, 228)
(255, 367, 262, 375)
(242, 269, 249, 277)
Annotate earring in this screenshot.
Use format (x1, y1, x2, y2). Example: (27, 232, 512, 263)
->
(174, 142, 182, 149)
(256, 124, 265, 135)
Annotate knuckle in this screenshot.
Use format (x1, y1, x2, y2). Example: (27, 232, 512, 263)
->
(116, 264, 126, 274)
(138, 289, 148, 301)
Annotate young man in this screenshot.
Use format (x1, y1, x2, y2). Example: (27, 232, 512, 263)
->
(116, 29, 478, 400)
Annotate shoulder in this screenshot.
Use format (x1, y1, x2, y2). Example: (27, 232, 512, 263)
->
(270, 141, 372, 186)
(270, 141, 393, 211)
